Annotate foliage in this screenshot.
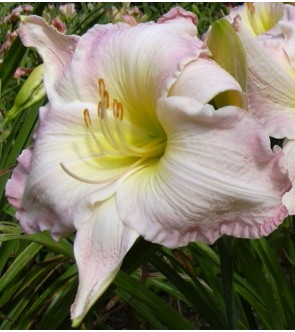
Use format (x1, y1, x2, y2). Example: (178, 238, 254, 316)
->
(0, 2, 294, 329)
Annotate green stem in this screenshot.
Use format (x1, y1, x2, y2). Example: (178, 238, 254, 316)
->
(217, 236, 238, 329)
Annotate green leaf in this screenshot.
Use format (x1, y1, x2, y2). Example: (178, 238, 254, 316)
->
(0, 3, 46, 90)
(115, 271, 194, 330)
(217, 237, 238, 329)
(150, 250, 227, 329)
(0, 242, 42, 294)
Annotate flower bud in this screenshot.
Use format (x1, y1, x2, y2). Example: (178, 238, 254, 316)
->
(4, 64, 46, 125)
(206, 18, 247, 92)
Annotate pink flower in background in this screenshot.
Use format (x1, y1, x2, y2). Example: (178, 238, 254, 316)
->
(6, 7, 291, 325)
(13, 67, 33, 79)
(108, 4, 147, 25)
(0, 31, 18, 57)
(58, 3, 76, 18)
(3, 4, 33, 24)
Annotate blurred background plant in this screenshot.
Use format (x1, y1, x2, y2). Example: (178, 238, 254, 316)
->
(0, 2, 294, 329)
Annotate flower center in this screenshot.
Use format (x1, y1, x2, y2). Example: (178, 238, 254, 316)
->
(61, 79, 166, 184)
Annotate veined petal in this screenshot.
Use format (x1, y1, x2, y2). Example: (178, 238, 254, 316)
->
(19, 15, 80, 102)
(238, 23, 295, 138)
(257, 33, 294, 75)
(282, 139, 295, 215)
(5, 148, 32, 210)
(71, 196, 139, 326)
(169, 58, 244, 107)
(5, 113, 72, 239)
(69, 13, 208, 137)
(18, 101, 143, 237)
(117, 96, 290, 248)
(279, 21, 295, 70)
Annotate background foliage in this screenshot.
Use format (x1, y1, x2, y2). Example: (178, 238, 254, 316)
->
(0, 2, 295, 329)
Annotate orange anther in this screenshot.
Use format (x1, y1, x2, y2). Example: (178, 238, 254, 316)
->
(98, 102, 104, 119)
(117, 102, 123, 121)
(113, 99, 118, 117)
(98, 78, 105, 97)
(103, 90, 110, 109)
(246, 2, 255, 14)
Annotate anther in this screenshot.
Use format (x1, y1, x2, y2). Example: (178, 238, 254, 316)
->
(98, 102, 104, 119)
(103, 90, 109, 110)
(113, 99, 118, 118)
(117, 102, 123, 121)
(247, 2, 255, 14)
(83, 108, 91, 127)
(98, 79, 105, 97)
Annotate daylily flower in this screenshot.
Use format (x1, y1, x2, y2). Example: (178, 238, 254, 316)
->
(5, 8, 291, 325)
(229, 3, 295, 213)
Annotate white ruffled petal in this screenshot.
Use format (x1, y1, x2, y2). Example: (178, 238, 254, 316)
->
(117, 96, 290, 247)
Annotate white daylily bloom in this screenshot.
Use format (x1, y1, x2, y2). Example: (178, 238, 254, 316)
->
(6, 8, 291, 325)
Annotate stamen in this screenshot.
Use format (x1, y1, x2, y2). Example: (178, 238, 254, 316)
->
(83, 108, 91, 127)
(113, 99, 118, 118)
(117, 102, 123, 121)
(98, 102, 104, 119)
(60, 156, 150, 185)
(98, 78, 105, 97)
(84, 108, 114, 155)
(103, 90, 110, 109)
(64, 77, 166, 184)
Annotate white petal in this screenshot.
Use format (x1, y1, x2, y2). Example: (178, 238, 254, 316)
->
(20, 101, 142, 237)
(71, 196, 139, 326)
(169, 58, 243, 106)
(117, 96, 290, 248)
(19, 16, 80, 102)
(279, 21, 295, 69)
(282, 139, 295, 214)
(238, 22, 295, 138)
(69, 17, 208, 136)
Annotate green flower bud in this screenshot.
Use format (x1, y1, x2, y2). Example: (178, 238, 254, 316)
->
(207, 18, 247, 92)
(4, 64, 46, 125)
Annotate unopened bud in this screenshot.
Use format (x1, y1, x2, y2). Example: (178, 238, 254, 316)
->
(206, 19, 247, 92)
(4, 64, 46, 125)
